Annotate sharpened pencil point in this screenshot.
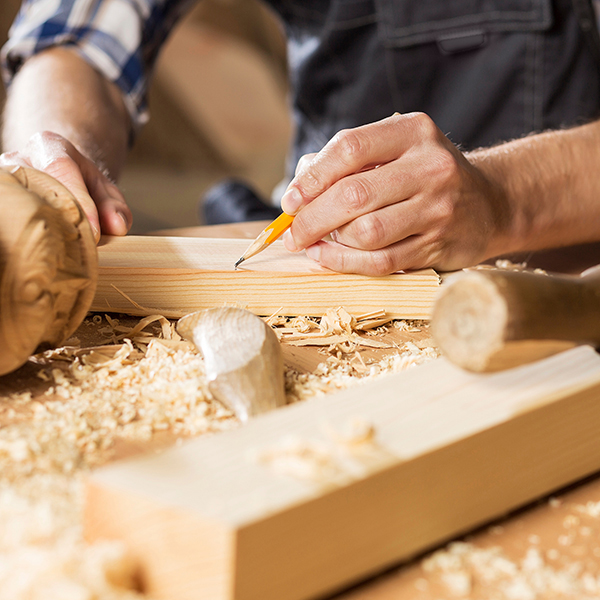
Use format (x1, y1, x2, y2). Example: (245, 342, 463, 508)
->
(234, 257, 245, 270)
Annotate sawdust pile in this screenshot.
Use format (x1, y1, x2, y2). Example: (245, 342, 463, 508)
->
(274, 307, 438, 402)
(0, 314, 238, 599)
(420, 494, 600, 600)
(0, 309, 437, 599)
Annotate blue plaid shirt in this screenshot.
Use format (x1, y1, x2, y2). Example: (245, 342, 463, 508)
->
(4, 0, 600, 159)
(2, 0, 196, 129)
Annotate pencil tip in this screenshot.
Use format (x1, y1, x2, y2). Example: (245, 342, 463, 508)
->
(234, 257, 244, 269)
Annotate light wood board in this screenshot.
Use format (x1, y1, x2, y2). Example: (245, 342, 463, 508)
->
(85, 346, 600, 600)
(92, 235, 440, 318)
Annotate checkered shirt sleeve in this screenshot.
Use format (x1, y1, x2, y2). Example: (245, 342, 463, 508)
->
(1, 0, 195, 129)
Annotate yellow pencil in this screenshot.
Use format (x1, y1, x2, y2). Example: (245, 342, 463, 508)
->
(234, 211, 295, 268)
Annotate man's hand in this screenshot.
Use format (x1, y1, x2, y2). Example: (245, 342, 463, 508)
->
(0, 131, 131, 241)
(281, 112, 511, 275)
(2, 47, 132, 242)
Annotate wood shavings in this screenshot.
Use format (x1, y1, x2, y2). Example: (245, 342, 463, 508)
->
(285, 342, 438, 403)
(393, 320, 422, 332)
(269, 307, 403, 351)
(0, 309, 438, 599)
(320, 306, 356, 334)
(110, 284, 153, 313)
(252, 418, 394, 489)
(419, 493, 600, 600)
(0, 315, 238, 480)
(0, 474, 142, 600)
(577, 501, 600, 518)
(283, 333, 394, 349)
(471, 260, 548, 276)
(288, 315, 319, 333)
(422, 541, 600, 599)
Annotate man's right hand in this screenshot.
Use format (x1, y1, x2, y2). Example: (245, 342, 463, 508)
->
(0, 131, 131, 242)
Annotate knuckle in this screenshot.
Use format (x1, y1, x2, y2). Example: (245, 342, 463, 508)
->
(431, 149, 459, 183)
(298, 162, 324, 194)
(293, 211, 318, 245)
(435, 195, 455, 223)
(44, 154, 76, 177)
(340, 178, 371, 213)
(296, 153, 314, 176)
(369, 249, 397, 276)
(331, 129, 367, 164)
(333, 250, 348, 273)
(407, 111, 439, 139)
(351, 212, 387, 250)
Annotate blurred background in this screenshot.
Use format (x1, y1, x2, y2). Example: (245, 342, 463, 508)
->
(0, 0, 292, 233)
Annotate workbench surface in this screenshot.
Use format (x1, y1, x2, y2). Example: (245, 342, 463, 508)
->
(2, 223, 600, 600)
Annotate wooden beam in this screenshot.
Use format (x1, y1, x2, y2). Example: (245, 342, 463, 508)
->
(85, 346, 600, 600)
(92, 235, 440, 318)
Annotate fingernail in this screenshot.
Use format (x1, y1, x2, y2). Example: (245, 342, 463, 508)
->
(283, 230, 298, 252)
(117, 210, 130, 233)
(305, 244, 321, 263)
(281, 186, 303, 215)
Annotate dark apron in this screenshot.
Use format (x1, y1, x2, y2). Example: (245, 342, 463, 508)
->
(271, 0, 600, 166)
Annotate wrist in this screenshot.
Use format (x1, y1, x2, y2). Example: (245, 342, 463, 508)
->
(466, 137, 552, 258)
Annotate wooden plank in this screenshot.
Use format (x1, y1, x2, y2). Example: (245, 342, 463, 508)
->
(85, 346, 600, 600)
(92, 235, 440, 318)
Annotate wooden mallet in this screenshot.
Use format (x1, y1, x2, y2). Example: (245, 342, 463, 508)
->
(0, 166, 97, 375)
(431, 266, 600, 372)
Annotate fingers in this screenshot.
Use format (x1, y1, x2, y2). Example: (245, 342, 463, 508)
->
(295, 153, 317, 175)
(286, 156, 431, 251)
(303, 237, 434, 276)
(280, 112, 505, 275)
(1, 132, 131, 241)
(77, 157, 131, 237)
(281, 112, 437, 215)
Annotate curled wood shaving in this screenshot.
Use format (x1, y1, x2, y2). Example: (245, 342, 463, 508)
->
(320, 307, 356, 335)
(284, 333, 393, 349)
(269, 307, 397, 350)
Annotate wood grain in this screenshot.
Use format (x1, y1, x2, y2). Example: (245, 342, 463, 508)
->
(93, 235, 440, 318)
(85, 346, 600, 600)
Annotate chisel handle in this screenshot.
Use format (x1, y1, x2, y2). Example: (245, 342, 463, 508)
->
(431, 266, 600, 372)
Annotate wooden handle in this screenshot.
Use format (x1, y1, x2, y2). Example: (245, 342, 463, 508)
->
(178, 307, 286, 421)
(0, 166, 98, 374)
(431, 267, 600, 372)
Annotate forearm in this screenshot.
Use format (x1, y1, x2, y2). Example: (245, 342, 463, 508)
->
(468, 120, 600, 256)
(2, 47, 130, 179)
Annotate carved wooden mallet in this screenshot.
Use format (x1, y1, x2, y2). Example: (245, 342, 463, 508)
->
(177, 307, 286, 421)
(0, 166, 98, 374)
(431, 267, 600, 372)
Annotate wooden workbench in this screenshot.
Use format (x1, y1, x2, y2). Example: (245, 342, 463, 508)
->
(154, 224, 600, 600)
(3, 222, 600, 599)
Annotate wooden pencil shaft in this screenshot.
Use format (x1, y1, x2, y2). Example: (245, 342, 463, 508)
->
(238, 212, 295, 264)
(263, 211, 295, 245)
